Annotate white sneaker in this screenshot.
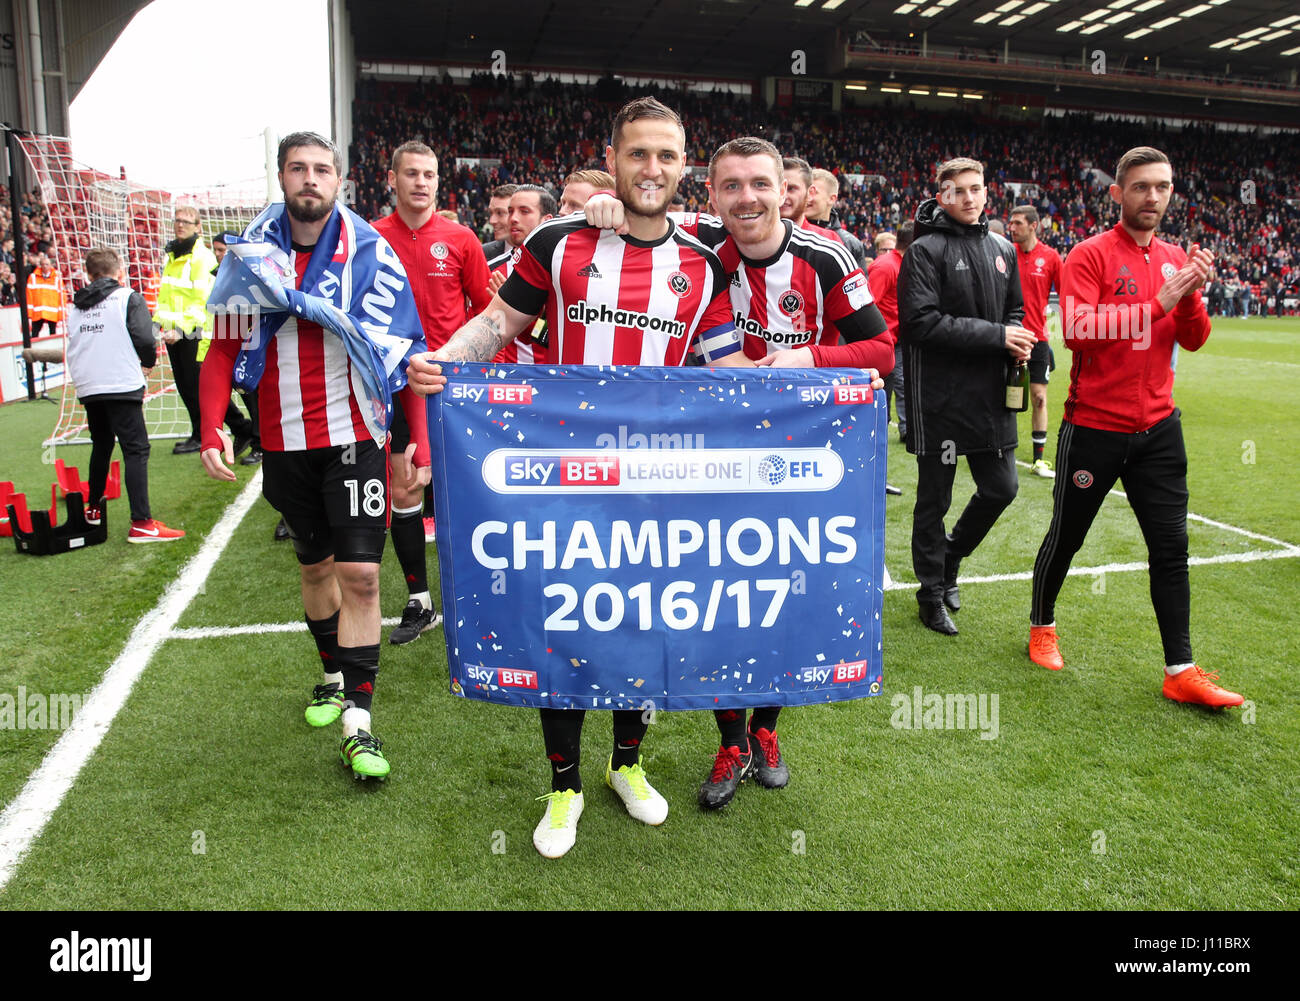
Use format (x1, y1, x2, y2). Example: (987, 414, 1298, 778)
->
(533, 790, 584, 858)
(1032, 459, 1055, 479)
(605, 756, 669, 826)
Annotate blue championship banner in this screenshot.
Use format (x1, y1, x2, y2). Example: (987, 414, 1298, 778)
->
(428, 364, 887, 711)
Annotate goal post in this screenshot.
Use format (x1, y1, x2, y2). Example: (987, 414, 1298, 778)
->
(13, 133, 267, 447)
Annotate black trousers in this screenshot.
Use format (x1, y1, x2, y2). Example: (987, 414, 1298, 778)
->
(240, 389, 260, 449)
(165, 336, 202, 439)
(884, 341, 906, 433)
(83, 398, 151, 522)
(1031, 412, 1192, 665)
(166, 336, 254, 441)
(913, 448, 1018, 601)
(31, 319, 57, 337)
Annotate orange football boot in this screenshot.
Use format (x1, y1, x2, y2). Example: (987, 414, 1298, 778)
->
(1162, 666, 1244, 708)
(1028, 624, 1064, 671)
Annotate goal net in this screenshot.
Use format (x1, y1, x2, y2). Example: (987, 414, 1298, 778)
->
(16, 134, 266, 447)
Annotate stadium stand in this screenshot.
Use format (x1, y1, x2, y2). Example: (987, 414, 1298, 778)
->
(0, 185, 55, 307)
(347, 75, 1299, 315)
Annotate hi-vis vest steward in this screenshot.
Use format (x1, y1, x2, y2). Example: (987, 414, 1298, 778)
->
(154, 238, 217, 335)
(26, 267, 64, 324)
(67, 286, 145, 398)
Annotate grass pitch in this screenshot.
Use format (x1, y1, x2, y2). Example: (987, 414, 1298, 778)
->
(1, 317, 1296, 909)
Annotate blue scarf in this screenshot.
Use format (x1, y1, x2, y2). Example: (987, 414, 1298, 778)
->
(208, 201, 425, 446)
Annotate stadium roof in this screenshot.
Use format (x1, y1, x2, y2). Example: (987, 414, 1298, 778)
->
(352, 0, 1300, 84)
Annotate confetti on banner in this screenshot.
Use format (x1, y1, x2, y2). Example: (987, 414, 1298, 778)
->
(426, 364, 886, 710)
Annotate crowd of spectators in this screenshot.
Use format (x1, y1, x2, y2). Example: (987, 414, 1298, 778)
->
(0, 185, 56, 308)
(5, 79, 1295, 317)
(349, 73, 1300, 312)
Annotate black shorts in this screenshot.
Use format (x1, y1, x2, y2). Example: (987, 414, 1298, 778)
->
(1029, 340, 1055, 385)
(262, 440, 389, 565)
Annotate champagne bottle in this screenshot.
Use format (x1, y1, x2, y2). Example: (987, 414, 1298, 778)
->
(1005, 359, 1029, 412)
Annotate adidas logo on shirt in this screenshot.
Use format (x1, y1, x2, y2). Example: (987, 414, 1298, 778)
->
(577, 263, 602, 279)
(955, 259, 969, 271)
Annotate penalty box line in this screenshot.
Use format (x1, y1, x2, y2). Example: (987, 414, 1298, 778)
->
(1013, 458, 1297, 550)
(883, 462, 1300, 590)
(161, 462, 1298, 633)
(0, 470, 264, 893)
(170, 616, 444, 640)
(883, 546, 1300, 591)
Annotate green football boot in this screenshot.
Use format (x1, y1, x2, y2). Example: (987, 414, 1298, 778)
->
(305, 683, 346, 727)
(340, 729, 390, 781)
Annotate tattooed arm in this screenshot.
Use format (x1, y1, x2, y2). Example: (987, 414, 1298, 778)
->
(407, 295, 538, 397)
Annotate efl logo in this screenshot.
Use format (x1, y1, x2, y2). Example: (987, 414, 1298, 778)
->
(559, 456, 620, 486)
(498, 669, 538, 689)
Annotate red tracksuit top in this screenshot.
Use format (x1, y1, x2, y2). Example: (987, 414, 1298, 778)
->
(372, 211, 492, 350)
(1061, 223, 1210, 433)
(1015, 240, 1062, 341)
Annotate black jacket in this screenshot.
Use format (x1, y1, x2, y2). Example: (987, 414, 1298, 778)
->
(810, 209, 867, 270)
(897, 198, 1024, 457)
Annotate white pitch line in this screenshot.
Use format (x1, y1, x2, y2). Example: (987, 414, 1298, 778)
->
(170, 614, 443, 640)
(1014, 459, 1298, 550)
(0, 470, 264, 892)
(1183, 510, 1296, 550)
(882, 546, 1300, 591)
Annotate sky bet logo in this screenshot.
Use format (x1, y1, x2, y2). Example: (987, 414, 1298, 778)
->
(797, 660, 869, 685)
(449, 382, 534, 405)
(798, 384, 875, 405)
(505, 455, 620, 486)
(466, 665, 539, 689)
(484, 447, 842, 493)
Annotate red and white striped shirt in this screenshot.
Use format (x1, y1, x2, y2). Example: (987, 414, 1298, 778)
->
(492, 248, 550, 365)
(672, 214, 893, 371)
(715, 220, 872, 359)
(497, 216, 739, 366)
(204, 249, 369, 451)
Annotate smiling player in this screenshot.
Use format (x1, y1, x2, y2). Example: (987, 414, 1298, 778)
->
(407, 97, 752, 858)
(583, 136, 892, 808)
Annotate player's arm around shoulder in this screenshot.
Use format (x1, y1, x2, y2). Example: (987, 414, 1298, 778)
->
(407, 293, 539, 396)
